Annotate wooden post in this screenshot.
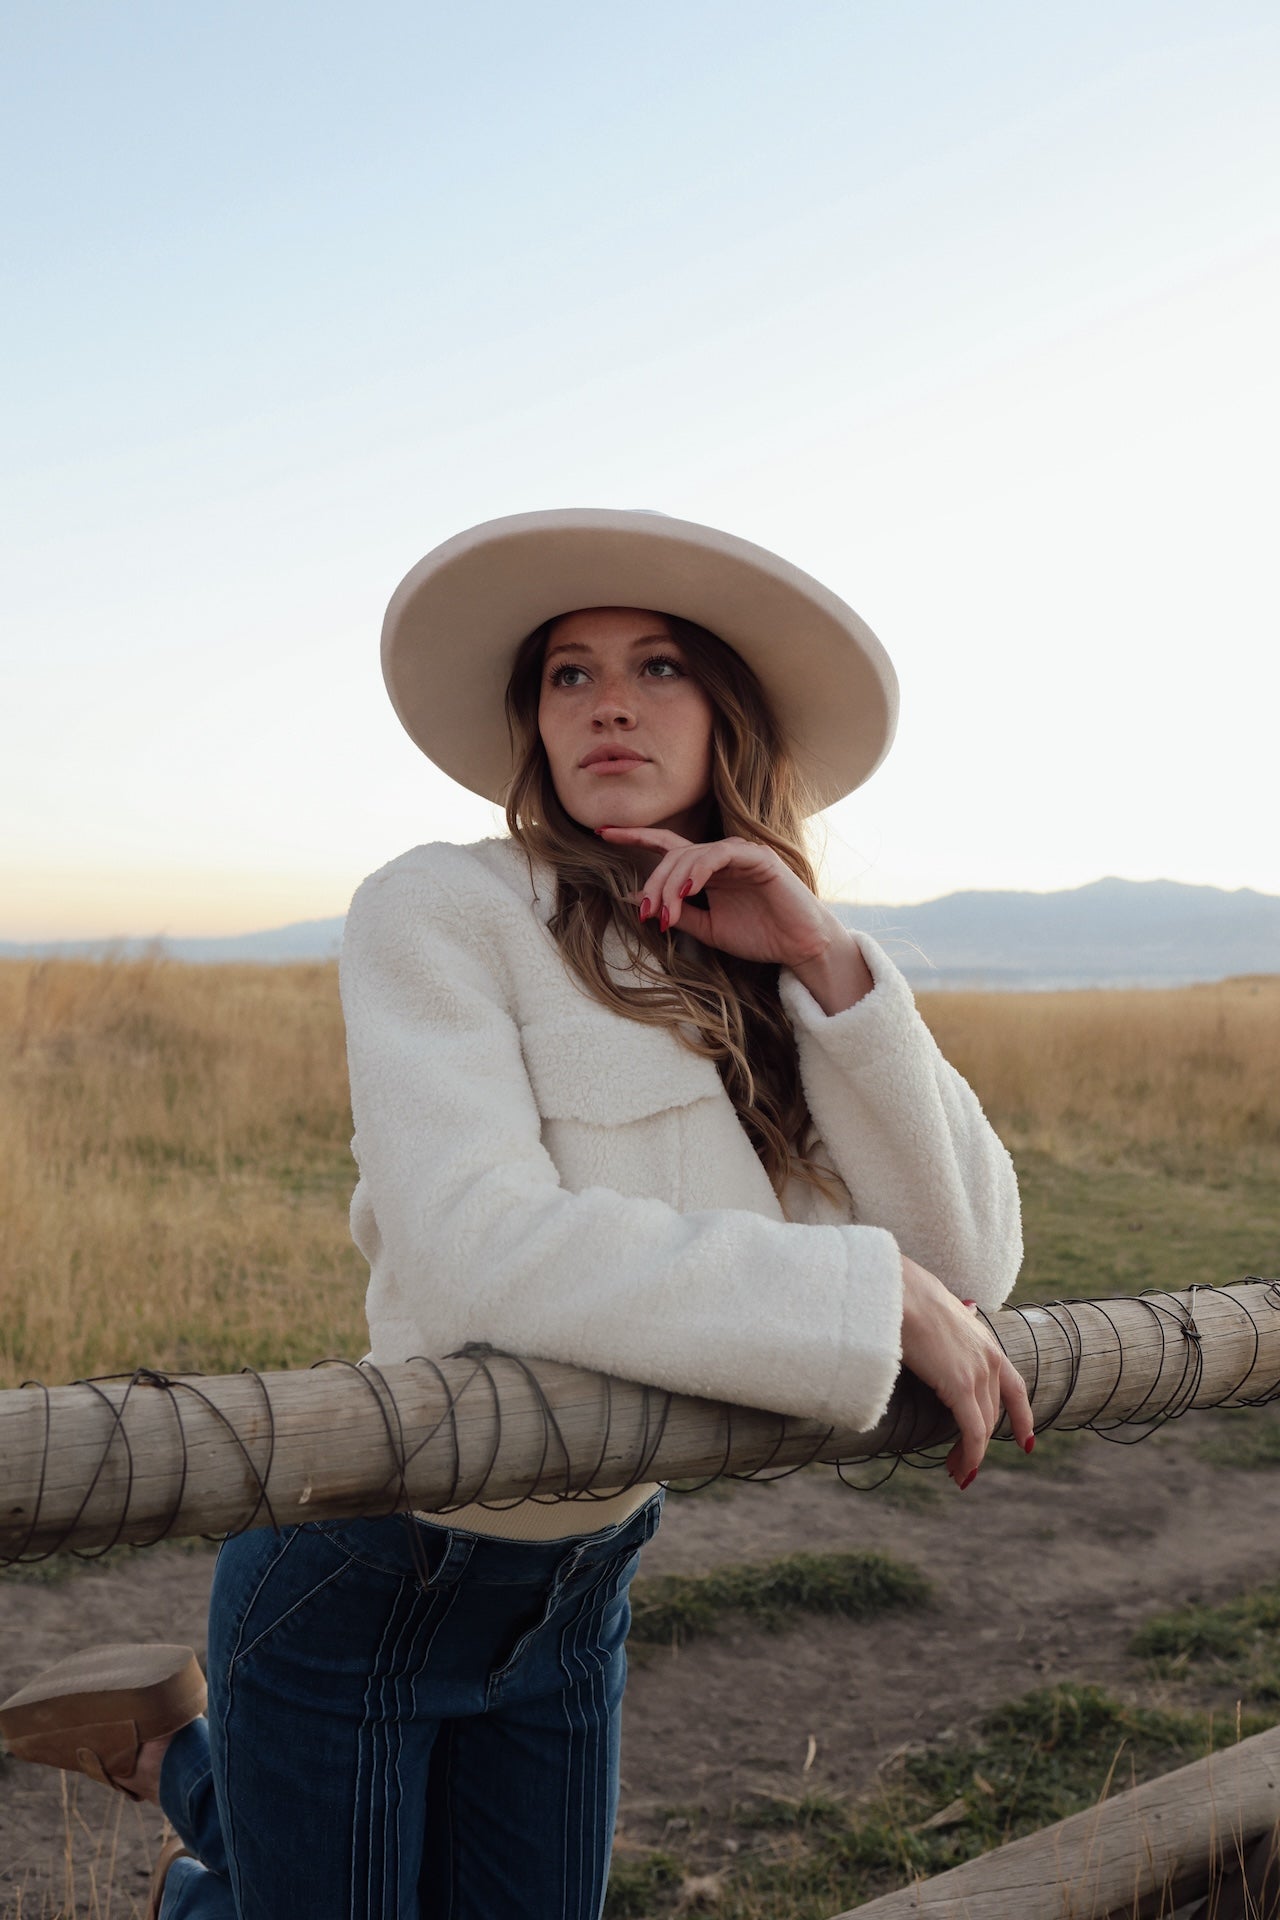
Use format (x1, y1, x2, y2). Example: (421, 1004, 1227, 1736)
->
(1, 1280, 1277, 1560)
(837, 1722, 1280, 1919)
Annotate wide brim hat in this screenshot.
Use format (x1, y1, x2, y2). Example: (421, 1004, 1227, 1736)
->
(381, 508, 898, 813)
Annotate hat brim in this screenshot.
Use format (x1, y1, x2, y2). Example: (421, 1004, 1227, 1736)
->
(381, 508, 898, 812)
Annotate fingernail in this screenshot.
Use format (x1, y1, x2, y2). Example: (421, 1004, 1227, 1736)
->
(659, 904, 670, 932)
(961, 1469, 978, 1490)
(1024, 1436, 1035, 1455)
(639, 897, 651, 921)
(678, 878, 693, 898)
(962, 1299, 977, 1309)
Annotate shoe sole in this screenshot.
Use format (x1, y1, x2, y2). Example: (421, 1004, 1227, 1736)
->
(0, 1644, 206, 1779)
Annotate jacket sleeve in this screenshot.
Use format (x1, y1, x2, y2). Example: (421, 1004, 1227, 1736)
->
(777, 935, 1023, 1312)
(340, 854, 906, 1433)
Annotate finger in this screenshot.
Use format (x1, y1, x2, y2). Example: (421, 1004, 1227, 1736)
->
(947, 1395, 987, 1487)
(668, 901, 714, 944)
(973, 1328, 1017, 1443)
(974, 1374, 1005, 1443)
(663, 847, 738, 930)
(643, 849, 712, 929)
(1000, 1356, 1036, 1453)
(635, 850, 686, 924)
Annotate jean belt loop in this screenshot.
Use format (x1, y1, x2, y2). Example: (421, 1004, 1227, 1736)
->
(438, 1531, 476, 1584)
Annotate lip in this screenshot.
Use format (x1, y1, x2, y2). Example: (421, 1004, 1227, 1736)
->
(579, 747, 649, 771)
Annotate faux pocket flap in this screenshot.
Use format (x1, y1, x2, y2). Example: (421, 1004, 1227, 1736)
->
(520, 1018, 723, 1126)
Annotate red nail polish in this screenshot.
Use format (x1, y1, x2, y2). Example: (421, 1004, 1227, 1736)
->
(1024, 1436, 1035, 1455)
(659, 904, 670, 932)
(639, 897, 651, 921)
(678, 878, 693, 898)
(961, 1469, 978, 1490)
(962, 1299, 977, 1309)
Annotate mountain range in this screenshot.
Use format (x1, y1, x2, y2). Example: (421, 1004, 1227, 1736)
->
(3, 876, 1277, 989)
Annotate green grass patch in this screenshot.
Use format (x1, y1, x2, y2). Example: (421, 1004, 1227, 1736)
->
(1012, 1150, 1280, 1303)
(1130, 1583, 1280, 1702)
(603, 1850, 683, 1917)
(1196, 1402, 1280, 1469)
(896, 1685, 1240, 1850)
(606, 1684, 1273, 1918)
(830, 1461, 945, 1509)
(628, 1549, 930, 1647)
(734, 1792, 851, 1832)
(979, 1425, 1088, 1476)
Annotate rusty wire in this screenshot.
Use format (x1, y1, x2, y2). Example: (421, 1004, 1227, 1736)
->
(3, 1278, 1278, 1569)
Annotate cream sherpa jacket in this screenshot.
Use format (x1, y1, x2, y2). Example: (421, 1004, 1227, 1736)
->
(340, 836, 1023, 1540)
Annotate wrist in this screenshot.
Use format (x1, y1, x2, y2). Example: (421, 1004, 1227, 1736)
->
(790, 920, 874, 1015)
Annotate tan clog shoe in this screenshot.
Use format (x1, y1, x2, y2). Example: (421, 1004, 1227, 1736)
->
(0, 1643, 206, 1798)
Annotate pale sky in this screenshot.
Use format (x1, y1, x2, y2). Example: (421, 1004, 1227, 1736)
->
(3, 1, 1278, 939)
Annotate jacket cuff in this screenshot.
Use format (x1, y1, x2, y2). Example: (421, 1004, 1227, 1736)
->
(822, 1224, 904, 1433)
(778, 932, 921, 1073)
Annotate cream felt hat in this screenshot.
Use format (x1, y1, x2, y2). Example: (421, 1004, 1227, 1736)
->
(381, 508, 898, 812)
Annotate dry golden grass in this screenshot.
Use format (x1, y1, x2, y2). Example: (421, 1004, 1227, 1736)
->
(1, 957, 1277, 1390)
(921, 974, 1280, 1177)
(0, 956, 365, 1388)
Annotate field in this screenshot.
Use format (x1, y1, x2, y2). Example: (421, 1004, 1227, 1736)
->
(1, 958, 1278, 1914)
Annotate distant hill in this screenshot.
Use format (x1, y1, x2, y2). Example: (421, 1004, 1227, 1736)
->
(2, 877, 1276, 989)
(833, 877, 1280, 989)
(0, 917, 345, 966)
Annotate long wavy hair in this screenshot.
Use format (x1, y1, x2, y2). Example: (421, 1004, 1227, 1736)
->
(502, 612, 846, 1213)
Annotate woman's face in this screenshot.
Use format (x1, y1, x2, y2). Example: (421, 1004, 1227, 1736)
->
(537, 607, 716, 838)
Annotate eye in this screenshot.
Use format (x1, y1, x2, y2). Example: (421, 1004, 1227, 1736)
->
(547, 662, 589, 687)
(640, 652, 685, 679)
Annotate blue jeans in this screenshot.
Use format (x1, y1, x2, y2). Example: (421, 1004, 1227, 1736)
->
(158, 1491, 664, 1919)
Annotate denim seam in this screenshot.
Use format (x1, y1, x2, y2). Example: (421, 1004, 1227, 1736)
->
(405, 1572, 463, 1913)
(484, 1553, 577, 1697)
(560, 1561, 609, 1917)
(223, 1527, 300, 1670)
(356, 1571, 410, 1920)
(381, 1590, 413, 1918)
(232, 1550, 355, 1667)
(218, 1528, 308, 1916)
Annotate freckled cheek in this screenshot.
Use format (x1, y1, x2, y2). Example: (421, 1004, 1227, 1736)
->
(674, 719, 715, 802)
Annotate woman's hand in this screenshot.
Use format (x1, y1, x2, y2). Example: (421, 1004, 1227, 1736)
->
(597, 824, 854, 973)
(899, 1254, 1035, 1488)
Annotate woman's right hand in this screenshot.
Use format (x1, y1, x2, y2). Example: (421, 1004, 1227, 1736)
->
(899, 1255, 1035, 1489)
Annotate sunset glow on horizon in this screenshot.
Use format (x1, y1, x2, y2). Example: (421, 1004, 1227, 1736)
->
(3, 3, 1277, 941)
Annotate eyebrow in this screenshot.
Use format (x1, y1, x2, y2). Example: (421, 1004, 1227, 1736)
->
(544, 632, 678, 661)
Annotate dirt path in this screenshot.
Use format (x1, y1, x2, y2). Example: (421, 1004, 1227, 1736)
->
(3, 1417, 1277, 1915)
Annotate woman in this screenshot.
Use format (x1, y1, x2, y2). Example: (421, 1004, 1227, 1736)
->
(1, 508, 1032, 1919)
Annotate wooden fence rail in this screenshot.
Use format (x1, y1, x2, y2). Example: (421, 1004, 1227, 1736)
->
(840, 1721, 1280, 1919)
(2, 1281, 1277, 1560)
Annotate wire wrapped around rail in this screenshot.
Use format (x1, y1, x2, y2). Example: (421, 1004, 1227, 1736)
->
(2, 1278, 1278, 1566)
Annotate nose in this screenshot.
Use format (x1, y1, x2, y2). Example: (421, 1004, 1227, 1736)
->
(590, 676, 636, 729)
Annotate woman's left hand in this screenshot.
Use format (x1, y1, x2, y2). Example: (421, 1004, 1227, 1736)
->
(597, 824, 852, 973)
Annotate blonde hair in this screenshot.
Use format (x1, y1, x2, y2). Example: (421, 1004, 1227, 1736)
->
(502, 612, 845, 1212)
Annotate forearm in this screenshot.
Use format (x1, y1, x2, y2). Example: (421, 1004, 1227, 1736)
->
(779, 936, 1024, 1306)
